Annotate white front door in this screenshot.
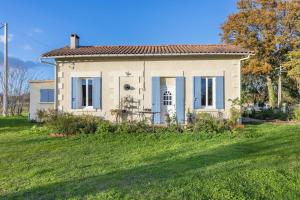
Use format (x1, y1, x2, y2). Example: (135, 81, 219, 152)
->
(160, 86, 176, 123)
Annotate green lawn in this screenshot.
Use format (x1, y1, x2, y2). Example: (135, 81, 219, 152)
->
(0, 116, 299, 199)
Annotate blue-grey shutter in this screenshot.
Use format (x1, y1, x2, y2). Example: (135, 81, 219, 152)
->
(176, 77, 185, 124)
(48, 89, 54, 102)
(40, 89, 48, 102)
(152, 77, 161, 124)
(92, 77, 101, 109)
(193, 76, 201, 109)
(71, 77, 79, 109)
(216, 76, 224, 109)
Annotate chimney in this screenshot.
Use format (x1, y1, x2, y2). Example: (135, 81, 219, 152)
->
(70, 34, 79, 49)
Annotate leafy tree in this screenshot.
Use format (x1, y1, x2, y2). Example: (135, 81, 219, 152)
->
(222, 0, 300, 107)
(284, 23, 300, 92)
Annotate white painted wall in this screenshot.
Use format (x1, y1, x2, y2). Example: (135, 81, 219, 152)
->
(29, 80, 54, 120)
(54, 55, 242, 122)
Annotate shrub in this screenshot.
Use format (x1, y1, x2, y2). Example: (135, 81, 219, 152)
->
(293, 107, 300, 121)
(44, 111, 99, 135)
(95, 119, 184, 135)
(228, 98, 242, 127)
(272, 108, 289, 120)
(36, 109, 47, 123)
(186, 109, 195, 125)
(260, 108, 274, 119)
(165, 113, 171, 127)
(243, 107, 256, 118)
(193, 113, 230, 134)
(46, 112, 79, 134)
(96, 120, 115, 135)
(114, 121, 153, 134)
(78, 115, 99, 134)
(251, 108, 289, 120)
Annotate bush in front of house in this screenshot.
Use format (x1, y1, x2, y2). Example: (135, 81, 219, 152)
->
(293, 107, 300, 121)
(228, 98, 242, 127)
(96, 120, 116, 134)
(46, 112, 79, 135)
(114, 121, 150, 134)
(193, 113, 231, 134)
(41, 109, 185, 135)
(44, 110, 99, 135)
(36, 109, 48, 123)
(96, 120, 183, 135)
(41, 110, 232, 136)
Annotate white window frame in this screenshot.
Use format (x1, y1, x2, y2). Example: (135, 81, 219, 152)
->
(201, 77, 216, 109)
(81, 78, 93, 109)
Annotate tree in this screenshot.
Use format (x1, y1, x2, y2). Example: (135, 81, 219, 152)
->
(284, 23, 300, 93)
(222, 0, 300, 107)
(0, 67, 34, 116)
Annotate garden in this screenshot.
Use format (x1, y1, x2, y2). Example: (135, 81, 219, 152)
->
(0, 114, 300, 199)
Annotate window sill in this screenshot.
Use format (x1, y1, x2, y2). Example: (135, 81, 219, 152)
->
(72, 107, 98, 112)
(82, 107, 95, 111)
(195, 108, 224, 112)
(39, 102, 54, 104)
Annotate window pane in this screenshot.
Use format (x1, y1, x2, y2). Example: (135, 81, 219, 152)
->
(40, 89, 47, 102)
(88, 80, 93, 106)
(201, 78, 206, 106)
(208, 78, 213, 106)
(82, 80, 86, 106)
(48, 89, 54, 102)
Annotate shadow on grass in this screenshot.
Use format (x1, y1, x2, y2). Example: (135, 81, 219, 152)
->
(0, 116, 33, 130)
(1, 130, 299, 199)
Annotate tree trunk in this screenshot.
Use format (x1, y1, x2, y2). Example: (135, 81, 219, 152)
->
(266, 76, 276, 107)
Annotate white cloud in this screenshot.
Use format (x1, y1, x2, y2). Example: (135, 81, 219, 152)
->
(23, 44, 33, 50)
(28, 28, 43, 36)
(32, 28, 43, 33)
(0, 34, 13, 43)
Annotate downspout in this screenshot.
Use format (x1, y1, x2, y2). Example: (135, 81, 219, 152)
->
(40, 58, 58, 110)
(240, 54, 251, 62)
(239, 54, 252, 100)
(238, 54, 252, 123)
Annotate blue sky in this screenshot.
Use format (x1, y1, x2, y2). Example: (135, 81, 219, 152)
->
(0, 0, 237, 79)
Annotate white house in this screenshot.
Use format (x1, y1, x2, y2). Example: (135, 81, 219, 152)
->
(30, 34, 252, 124)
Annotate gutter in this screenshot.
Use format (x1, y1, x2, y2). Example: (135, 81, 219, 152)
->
(40, 58, 56, 65)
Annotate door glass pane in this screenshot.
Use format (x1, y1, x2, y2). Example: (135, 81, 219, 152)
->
(82, 79, 86, 106)
(88, 79, 93, 106)
(163, 91, 173, 106)
(201, 78, 206, 106)
(208, 78, 213, 106)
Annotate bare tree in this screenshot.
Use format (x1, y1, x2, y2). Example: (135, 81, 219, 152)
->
(0, 67, 36, 116)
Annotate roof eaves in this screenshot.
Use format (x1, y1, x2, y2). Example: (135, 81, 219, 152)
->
(42, 52, 253, 59)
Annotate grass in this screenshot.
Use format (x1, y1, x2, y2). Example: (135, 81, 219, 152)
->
(0, 116, 299, 199)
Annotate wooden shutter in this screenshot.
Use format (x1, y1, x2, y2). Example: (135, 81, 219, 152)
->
(216, 76, 224, 109)
(71, 77, 79, 109)
(176, 77, 185, 124)
(152, 77, 161, 124)
(92, 77, 102, 109)
(193, 76, 201, 109)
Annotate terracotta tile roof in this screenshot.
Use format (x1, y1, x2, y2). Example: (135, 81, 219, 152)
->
(42, 44, 252, 58)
